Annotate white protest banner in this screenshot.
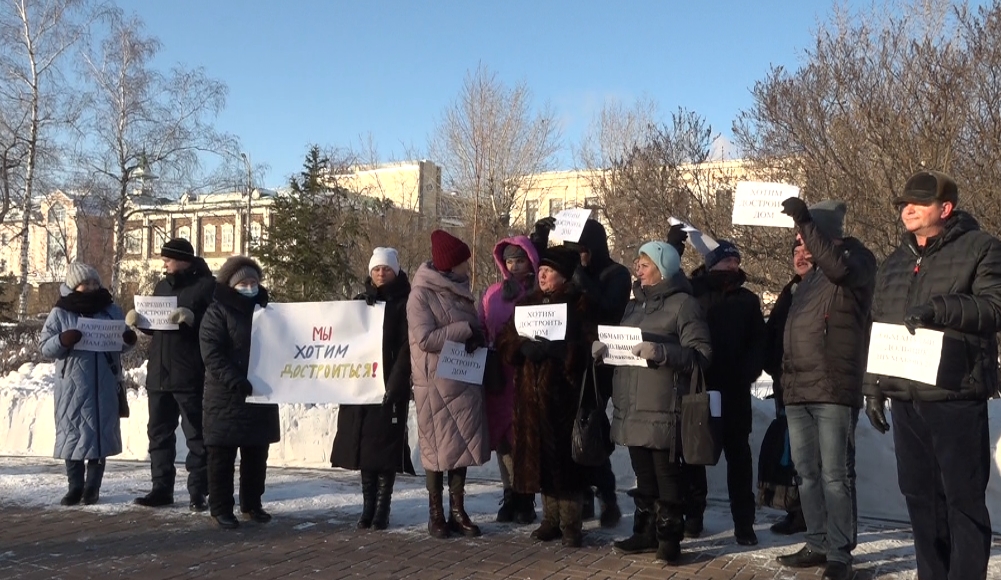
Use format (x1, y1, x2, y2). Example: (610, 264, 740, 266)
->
(75, 318, 125, 352)
(865, 322, 944, 386)
(436, 341, 488, 385)
(246, 301, 385, 404)
(732, 181, 801, 228)
(514, 303, 568, 341)
(598, 325, 647, 367)
(552, 208, 592, 243)
(669, 217, 719, 256)
(132, 296, 179, 330)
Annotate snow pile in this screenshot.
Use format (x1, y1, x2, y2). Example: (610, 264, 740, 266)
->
(2, 363, 1000, 532)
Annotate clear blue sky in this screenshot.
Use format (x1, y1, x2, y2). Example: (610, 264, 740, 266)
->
(120, 0, 862, 189)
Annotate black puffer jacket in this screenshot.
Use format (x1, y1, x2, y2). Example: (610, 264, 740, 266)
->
(863, 211, 1001, 401)
(146, 258, 216, 392)
(199, 279, 280, 448)
(330, 272, 414, 473)
(763, 275, 801, 404)
(690, 267, 766, 432)
(782, 221, 877, 408)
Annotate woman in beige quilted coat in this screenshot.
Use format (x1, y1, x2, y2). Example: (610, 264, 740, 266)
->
(407, 229, 490, 539)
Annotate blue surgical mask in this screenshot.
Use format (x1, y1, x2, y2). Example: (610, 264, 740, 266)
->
(236, 285, 259, 298)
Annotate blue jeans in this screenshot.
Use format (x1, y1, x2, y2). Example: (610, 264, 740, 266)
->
(786, 403, 859, 564)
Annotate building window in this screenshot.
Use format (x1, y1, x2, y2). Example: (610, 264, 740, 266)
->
(584, 196, 600, 209)
(2, 232, 8, 245)
(125, 229, 143, 255)
(151, 226, 168, 254)
(548, 198, 564, 217)
(221, 223, 234, 252)
(524, 200, 539, 228)
(176, 225, 190, 241)
(203, 225, 216, 253)
(250, 221, 262, 243)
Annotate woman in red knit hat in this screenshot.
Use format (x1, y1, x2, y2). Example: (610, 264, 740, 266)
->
(407, 229, 490, 539)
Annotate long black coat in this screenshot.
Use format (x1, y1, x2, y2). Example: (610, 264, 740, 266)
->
(330, 273, 415, 473)
(199, 283, 280, 447)
(146, 258, 216, 392)
(497, 286, 597, 496)
(864, 211, 1001, 401)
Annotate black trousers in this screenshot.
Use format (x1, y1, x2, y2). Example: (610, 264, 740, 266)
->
(425, 467, 467, 494)
(891, 398, 992, 580)
(683, 418, 756, 527)
(207, 445, 269, 517)
(147, 391, 207, 497)
(628, 446, 683, 504)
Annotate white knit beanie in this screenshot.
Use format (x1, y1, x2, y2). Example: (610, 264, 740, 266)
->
(65, 262, 101, 290)
(368, 247, 400, 275)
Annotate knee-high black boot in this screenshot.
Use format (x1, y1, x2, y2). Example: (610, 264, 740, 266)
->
(61, 460, 85, 506)
(82, 459, 105, 505)
(357, 470, 378, 529)
(372, 471, 395, 530)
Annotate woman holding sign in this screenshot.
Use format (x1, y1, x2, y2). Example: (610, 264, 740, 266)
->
(331, 247, 415, 530)
(39, 262, 136, 506)
(199, 256, 280, 529)
(593, 242, 712, 563)
(407, 230, 489, 539)
(496, 245, 598, 548)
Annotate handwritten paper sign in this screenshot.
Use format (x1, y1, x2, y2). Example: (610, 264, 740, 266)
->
(247, 301, 386, 404)
(436, 341, 488, 385)
(75, 318, 125, 352)
(732, 181, 801, 228)
(598, 325, 647, 367)
(552, 208, 592, 243)
(514, 303, 568, 341)
(132, 296, 179, 330)
(669, 217, 720, 256)
(865, 322, 944, 386)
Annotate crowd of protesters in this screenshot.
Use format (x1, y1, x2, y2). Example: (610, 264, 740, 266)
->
(41, 169, 1001, 580)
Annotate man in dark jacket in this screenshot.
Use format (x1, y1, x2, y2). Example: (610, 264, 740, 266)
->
(774, 199, 876, 580)
(682, 240, 766, 546)
(127, 238, 216, 511)
(531, 217, 630, 527)
(863, 170, 1001, 580)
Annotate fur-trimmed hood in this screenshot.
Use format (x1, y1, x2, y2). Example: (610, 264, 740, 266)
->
(216, 255, 263, 288)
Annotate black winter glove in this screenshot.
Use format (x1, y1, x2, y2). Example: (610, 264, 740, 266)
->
(533, 336, 565, 358)
(59, 329, 83, 348)
(903, 303, 936, 335)
(364, 293, 378, 306)
(530, 216, 556, 250)
(666, 224, 688, 257)
(864, 396, 889, 434)
(122, 329, 138, 345)
(500, 277, 522, 302)
(781, 197, 812, 224)
(464, 327, 486, 353)
(236, 379, 254, 397)
(519, 339, 548, 363)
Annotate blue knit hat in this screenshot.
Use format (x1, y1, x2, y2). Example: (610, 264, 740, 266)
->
(705, 240, 741, 270)
(638, 241, 680, 280)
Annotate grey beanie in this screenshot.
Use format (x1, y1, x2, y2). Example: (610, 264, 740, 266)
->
(502, 244, 527, 261)
(809, 200, 847, 240)
(65, 262, 101, 290)
(228, 266, 260, 288)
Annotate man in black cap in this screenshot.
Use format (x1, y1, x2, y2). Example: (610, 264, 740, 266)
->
(127, 238, 216, 510)
(774, 198, 875, 580)
(863, 170, 1001, 580)
(531, 217, 630, 527)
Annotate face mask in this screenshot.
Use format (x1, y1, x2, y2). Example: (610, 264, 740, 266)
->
(236, 285, 259, 298)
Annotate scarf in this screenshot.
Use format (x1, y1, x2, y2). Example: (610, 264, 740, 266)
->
(55, 288, 114, 316)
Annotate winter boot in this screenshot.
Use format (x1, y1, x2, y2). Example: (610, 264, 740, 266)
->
(530, 494, 562, 542)
(513, 492, 537, 525)
(372, 471, 395, 530)
(655, 501, 685, 564)
(496, 488, 516, 523)
(558, 495, 584, 548)
(581, 486, 596, 520)
(597, 488, 622, 528)
(684, 515, 704, 538)
(134, 489, 174, 508)
(61, 460, 85, 506)
(770, 510, 807, 535)
(734, 523, 759, 546)
(357, 471, 378, 529)
(612, 493, 658, 554)
(81, 459, 105, 505)
(447, 492, 482, 537)
(189, 493, 208, 513)
(427, 492, 449, 539)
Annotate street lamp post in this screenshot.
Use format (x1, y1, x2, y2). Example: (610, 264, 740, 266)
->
(240, 153, 253, 256)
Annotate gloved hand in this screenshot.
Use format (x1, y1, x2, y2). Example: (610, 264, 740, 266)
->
(124, 309, 140, 328)
(591, 340, 609, 362)
(519, 339, 548, 363)
(464, 327, 486, 353)
(122, 329, 138, 345)
(666, 224, 688, 257)
(865, 396, 889, 434)
(533, 216, 556, 237)
(781, 197, 812, 224)
(364, 293, 378, 306)
(903, 303, 935, 335)
(631, 341, 666, 364)
(533, 336, 564, 358)
(236, 379, 254, 397)
(59, 329, 83, 348)
(167, 307, 195, 326)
